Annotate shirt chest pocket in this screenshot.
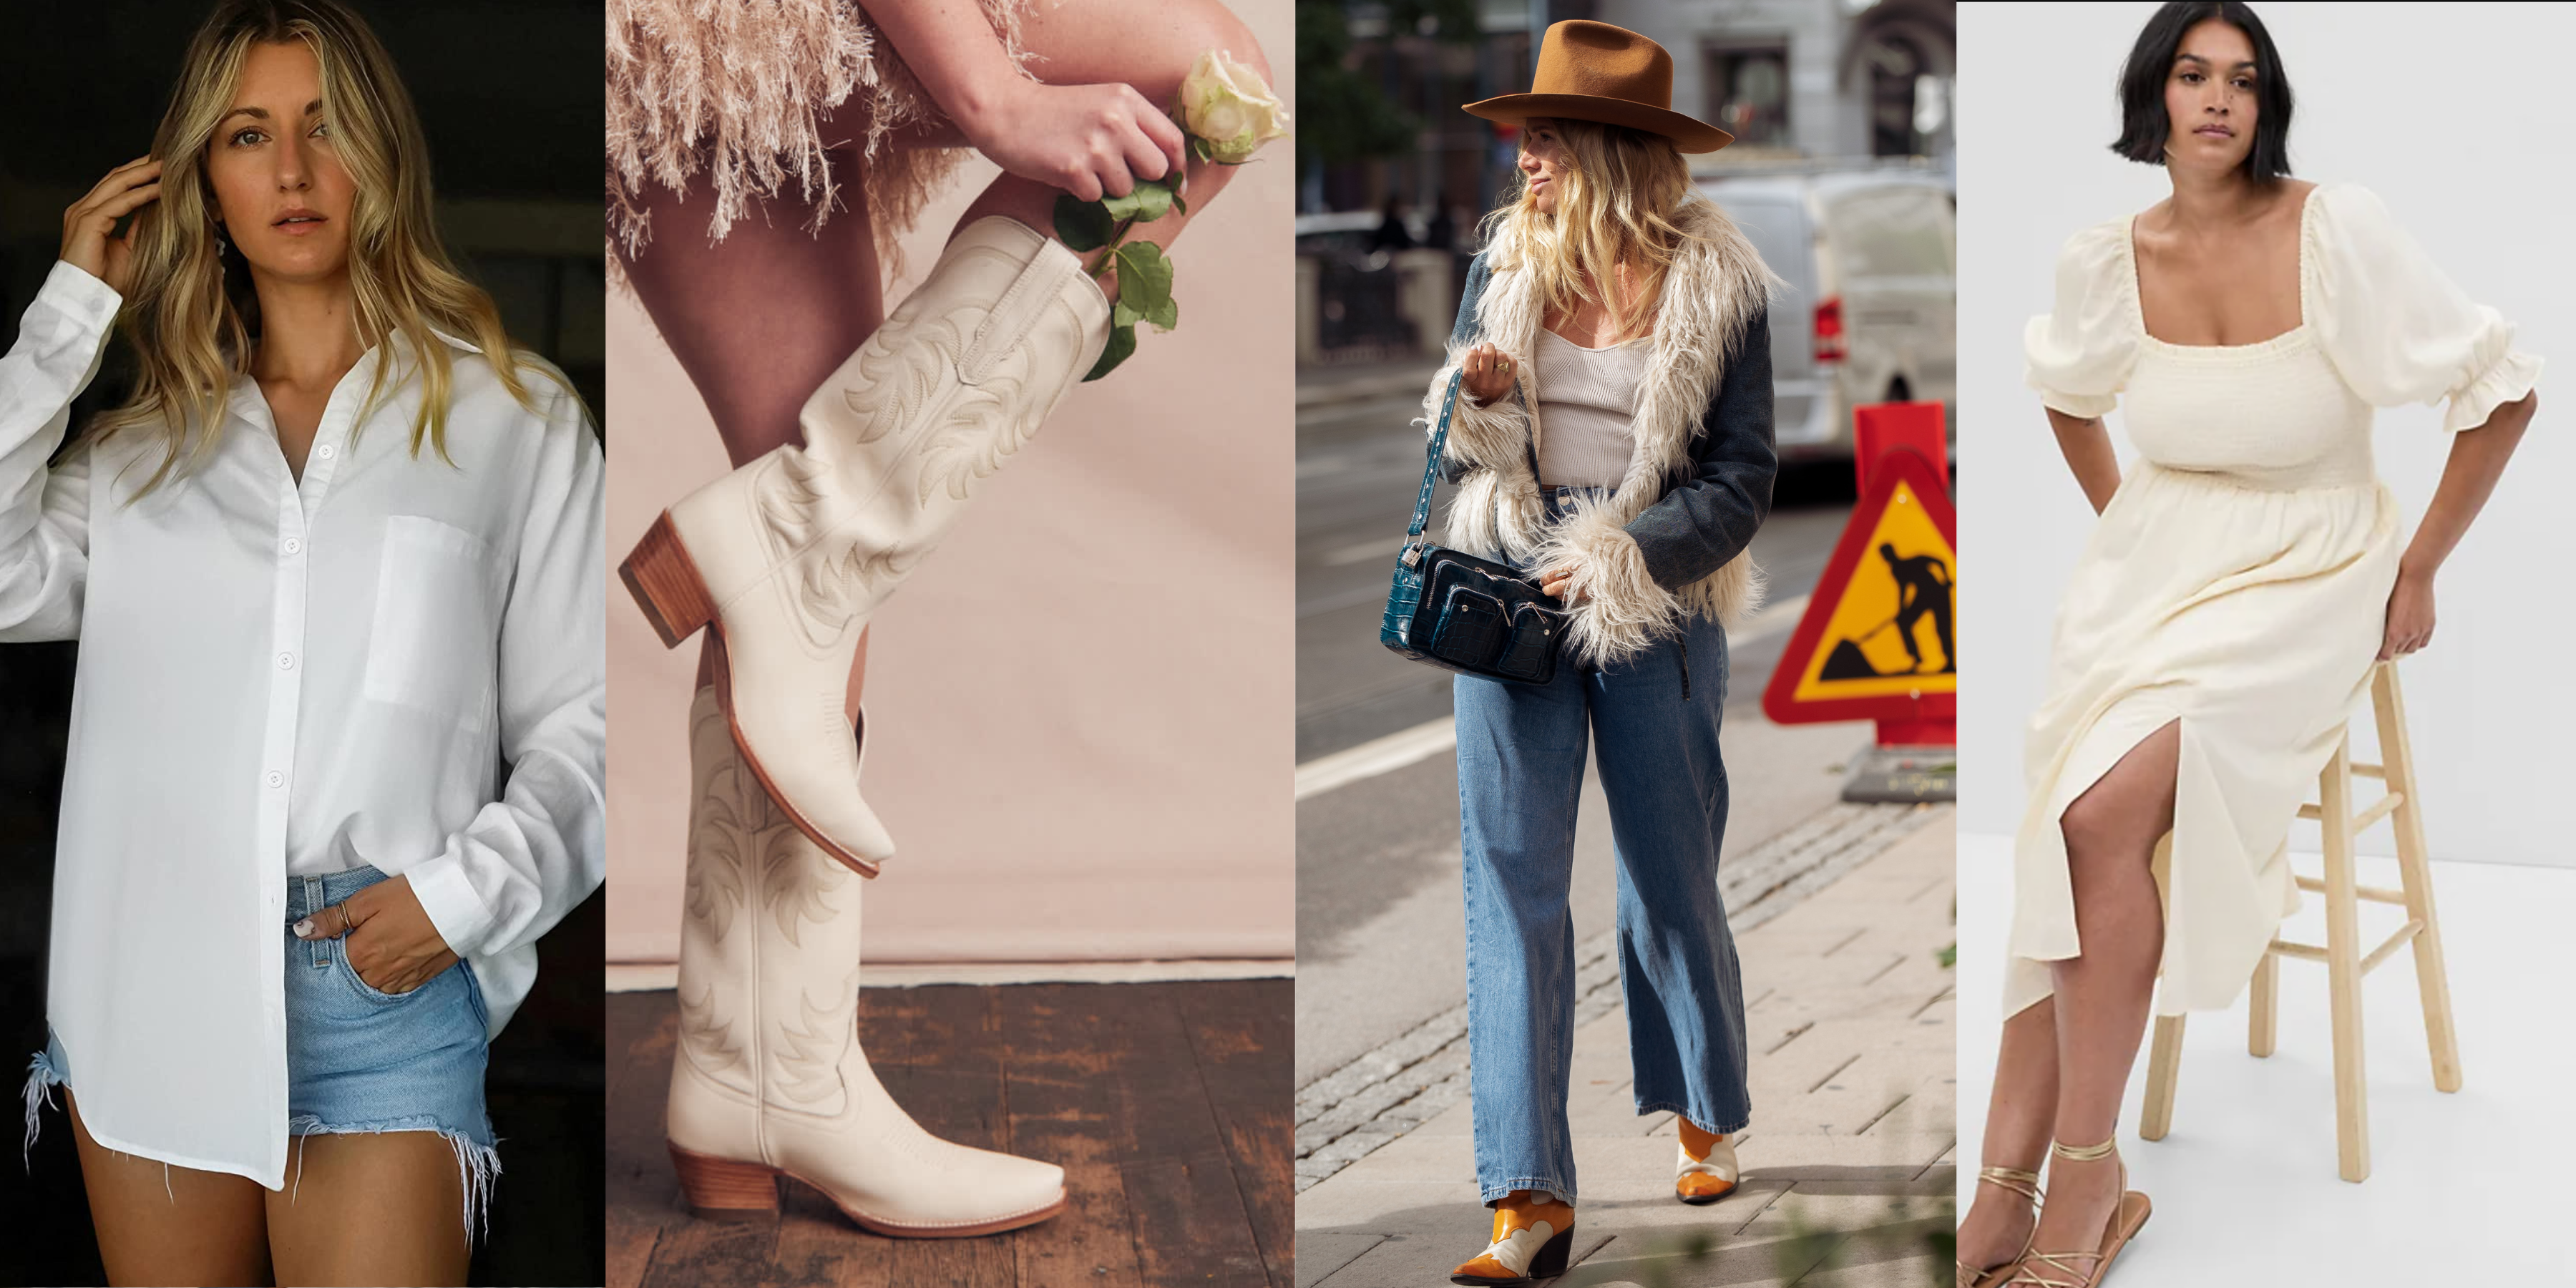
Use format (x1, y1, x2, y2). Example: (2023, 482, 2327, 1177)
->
(364, 516, 502, 732)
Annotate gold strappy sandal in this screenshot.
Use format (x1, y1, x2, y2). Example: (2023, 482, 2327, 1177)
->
(1955, 1164, 2041, 1288)
(2005, 1138, 2152, 1288)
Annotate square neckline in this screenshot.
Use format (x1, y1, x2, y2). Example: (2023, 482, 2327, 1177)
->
(2124, 185, 2319, 353)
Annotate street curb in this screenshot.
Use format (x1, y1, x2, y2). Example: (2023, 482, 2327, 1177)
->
(1293, 800, 1943, 1191)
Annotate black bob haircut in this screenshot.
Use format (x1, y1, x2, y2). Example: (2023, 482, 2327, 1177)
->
(2110, 1, 2295, 180)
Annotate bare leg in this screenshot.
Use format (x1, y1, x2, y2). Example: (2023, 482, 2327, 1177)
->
(1956, 997, 2057, 1275)
(619, 0, 1265, 719)
(2024, 721, 2179, 1265)
(618, 153, 882, 720)
(69, 1092, 274, 1287)
(263, 1131, 470, 1287)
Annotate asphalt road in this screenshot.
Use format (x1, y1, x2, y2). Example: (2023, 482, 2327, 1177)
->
(1294, 366, 1869, 1085)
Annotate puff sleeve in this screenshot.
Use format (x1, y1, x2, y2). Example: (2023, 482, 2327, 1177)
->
(2023, 220, 2139, 419)
(2309, 183, 2540, 431)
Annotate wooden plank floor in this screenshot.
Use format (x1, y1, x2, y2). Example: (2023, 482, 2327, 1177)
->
(608, 979, 1293, 1288)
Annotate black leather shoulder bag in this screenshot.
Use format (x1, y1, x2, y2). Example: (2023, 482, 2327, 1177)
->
(1379, 370, 1565, 685)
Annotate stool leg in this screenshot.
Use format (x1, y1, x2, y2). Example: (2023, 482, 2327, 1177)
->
(2319, 739, 2370, 1183)
(2371, 663, 2462, 1093)
(2141, 1013, 2186, 1141)
(2248, 950, 2278, 1058)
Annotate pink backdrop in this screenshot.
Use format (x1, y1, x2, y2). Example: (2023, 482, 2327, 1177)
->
(605, 4, 1293, 963)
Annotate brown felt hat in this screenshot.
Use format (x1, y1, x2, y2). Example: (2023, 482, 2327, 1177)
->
(1463, 20, 1732, 154)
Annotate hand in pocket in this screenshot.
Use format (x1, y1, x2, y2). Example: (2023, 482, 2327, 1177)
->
(296, 874, 459, 995)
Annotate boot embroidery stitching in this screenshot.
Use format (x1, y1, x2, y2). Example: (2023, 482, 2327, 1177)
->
(769, 978, 854, 1107)
(913, 358, 1035, 506)
(676, 980, 748, 1079)
(754, 451, 927, 651)
(760, 809, 850, 947)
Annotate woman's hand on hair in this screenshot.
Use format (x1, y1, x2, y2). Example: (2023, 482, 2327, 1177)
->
(294, 874, 462, 996)
(60, 157, 162, 297)
(1461, 342, 1517, 406)
(965, 79, 1188, 204)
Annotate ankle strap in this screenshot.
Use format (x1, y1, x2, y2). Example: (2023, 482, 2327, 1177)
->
(2007, 1248, 2104, 1287)
(2051, 1138, 2117, 1162)
(1976, 1165, 2041, 1201)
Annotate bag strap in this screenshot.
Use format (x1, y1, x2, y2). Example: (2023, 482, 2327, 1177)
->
(1405, 369, 1465, 560)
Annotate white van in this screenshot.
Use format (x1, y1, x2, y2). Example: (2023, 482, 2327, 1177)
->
(1701, 170, 1956, 464)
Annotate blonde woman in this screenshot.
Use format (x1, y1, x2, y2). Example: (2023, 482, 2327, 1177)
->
(1, 1, 604, 1282)
(1427, 21, 1777, 1286)
(608, 0, 1279, 1236)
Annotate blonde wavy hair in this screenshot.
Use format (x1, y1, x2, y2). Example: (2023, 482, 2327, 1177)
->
(91, 0, 547, 496)
(1478, 117, 1698, 341)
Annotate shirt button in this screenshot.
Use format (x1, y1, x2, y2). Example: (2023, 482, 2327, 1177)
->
(277, 652, 295, 670)
(266, 771, 284, 788)
(317, 444, 336, 460)
(282, 537, 302, 555)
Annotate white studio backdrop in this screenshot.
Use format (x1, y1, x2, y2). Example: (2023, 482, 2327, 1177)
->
(1957, 1, 2576, 867)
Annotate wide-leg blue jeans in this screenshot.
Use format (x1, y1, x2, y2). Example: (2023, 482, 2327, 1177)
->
(1453, 586, 1750, 1206)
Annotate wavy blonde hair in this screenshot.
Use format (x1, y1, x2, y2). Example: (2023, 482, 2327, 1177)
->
(90, 0, 548, 495)
(1479, 118, 1698, 341)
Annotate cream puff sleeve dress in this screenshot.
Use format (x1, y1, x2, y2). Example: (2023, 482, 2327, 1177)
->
(2008, 183, 2538, 1018)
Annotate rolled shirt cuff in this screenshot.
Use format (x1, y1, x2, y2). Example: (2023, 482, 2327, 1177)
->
(401, 847, 495, 960)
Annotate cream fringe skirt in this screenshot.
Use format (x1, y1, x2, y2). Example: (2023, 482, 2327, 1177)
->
(605, 0, 1033, 280)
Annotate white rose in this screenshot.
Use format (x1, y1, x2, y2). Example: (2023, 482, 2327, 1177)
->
(1179, 49, 1288, 164)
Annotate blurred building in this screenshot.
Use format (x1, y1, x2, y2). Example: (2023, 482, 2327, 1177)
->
(1299, 0, 1955, 366)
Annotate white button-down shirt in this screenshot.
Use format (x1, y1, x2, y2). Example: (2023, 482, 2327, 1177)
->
(0, 261, 605, 1186)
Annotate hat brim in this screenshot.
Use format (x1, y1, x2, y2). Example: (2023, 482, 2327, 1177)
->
(1463, 93, 1735, 154)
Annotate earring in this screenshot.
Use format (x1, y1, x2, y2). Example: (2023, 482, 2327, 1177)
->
(214, 223, 230, 257)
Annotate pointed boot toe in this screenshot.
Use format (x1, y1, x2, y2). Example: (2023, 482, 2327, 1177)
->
(666, 688, 1071, 1239)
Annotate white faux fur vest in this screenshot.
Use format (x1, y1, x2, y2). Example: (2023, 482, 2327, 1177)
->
(1428, 196, 1774, 667)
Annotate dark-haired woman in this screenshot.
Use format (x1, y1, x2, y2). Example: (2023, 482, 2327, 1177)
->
(1957, 4, 2537, 1286)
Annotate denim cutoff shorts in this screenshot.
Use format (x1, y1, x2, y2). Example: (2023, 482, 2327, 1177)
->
(22, 864, 500, 1236)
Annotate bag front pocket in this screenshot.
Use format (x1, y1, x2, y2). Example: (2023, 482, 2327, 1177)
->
(363, 516, 499, 731)
(1430, 586, 1507, 670)
(1495, 602, 1560, 682)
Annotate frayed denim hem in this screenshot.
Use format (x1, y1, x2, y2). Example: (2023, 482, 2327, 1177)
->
(1636, 1101, 1750, 1139)
(1480, 1175, 1575, 1206)
(21, 1051, 499, 1246)
(22, 1046, 64, 1172)
(286, 1113, 502, 1245)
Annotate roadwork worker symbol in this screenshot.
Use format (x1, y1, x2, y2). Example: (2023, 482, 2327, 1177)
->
(1819, 544, 1954, 679)
(1777, 471, 1959, 706)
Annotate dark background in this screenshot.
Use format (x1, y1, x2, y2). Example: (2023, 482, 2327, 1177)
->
(0, 2, 603, 1283)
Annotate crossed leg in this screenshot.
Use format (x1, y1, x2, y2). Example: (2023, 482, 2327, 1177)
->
(1961, 721, 2178, 1279)
(616, 0, 1267, 722)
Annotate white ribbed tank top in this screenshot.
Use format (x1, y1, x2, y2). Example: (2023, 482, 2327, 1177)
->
(1533, 329, 1652, 487)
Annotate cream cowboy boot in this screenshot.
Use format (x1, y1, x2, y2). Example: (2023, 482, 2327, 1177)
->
(663, 688, 1067, 1235)
(621, 216, 1111, 875)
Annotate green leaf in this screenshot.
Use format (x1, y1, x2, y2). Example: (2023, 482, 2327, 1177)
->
(1083, 323, 1137, 381)
(1170, 188, 1188, 218)
(1113, 298, 1143, 329)
(1053, 194, 1113, 252)
(1110, 241, 1174, 320)
(1103, 177, 1177, 224)
(1143, 292, 1178, 332)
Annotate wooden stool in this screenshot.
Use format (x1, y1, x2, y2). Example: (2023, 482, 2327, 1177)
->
(2137, 661, 2462, 1181)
